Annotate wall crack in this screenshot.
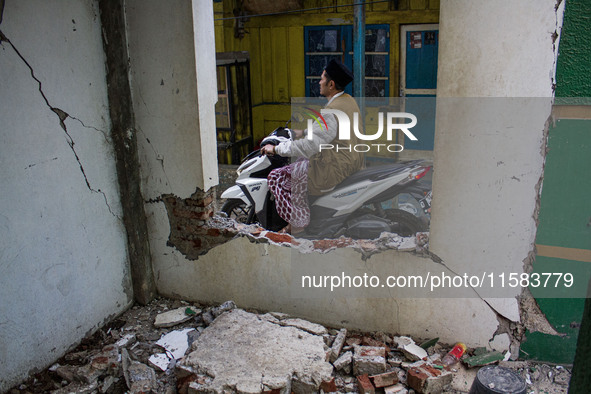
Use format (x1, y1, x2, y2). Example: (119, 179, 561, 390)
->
(0, 30, 120, 220)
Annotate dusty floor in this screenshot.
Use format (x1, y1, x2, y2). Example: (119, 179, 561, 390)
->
(8, 297, 571, 394)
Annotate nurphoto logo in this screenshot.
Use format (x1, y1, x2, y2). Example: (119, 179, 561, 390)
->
(306, 109, 418, 153)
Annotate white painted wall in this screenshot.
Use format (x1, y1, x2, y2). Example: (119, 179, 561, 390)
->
(142, 1, 560, 352)
(0, 1, 132, 390)
(126, 0, 219, 200)
(429, 0, 562, 322)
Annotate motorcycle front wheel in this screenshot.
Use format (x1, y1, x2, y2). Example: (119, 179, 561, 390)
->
(221, 199, 256, 224)
(385, 208, 428, 236)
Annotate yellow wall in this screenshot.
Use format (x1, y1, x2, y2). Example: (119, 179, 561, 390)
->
(214, 0, 439, 145)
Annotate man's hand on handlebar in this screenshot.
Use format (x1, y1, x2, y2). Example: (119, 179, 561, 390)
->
(260, 144, 276, 156)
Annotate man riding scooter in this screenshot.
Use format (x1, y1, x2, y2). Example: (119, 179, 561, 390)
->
(260, 59, 363, 234)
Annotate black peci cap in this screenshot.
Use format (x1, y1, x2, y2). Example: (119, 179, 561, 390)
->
(324, 59, 353, 88)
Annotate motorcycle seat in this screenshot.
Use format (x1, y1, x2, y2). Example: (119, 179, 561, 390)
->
(334, 159, 424, 190)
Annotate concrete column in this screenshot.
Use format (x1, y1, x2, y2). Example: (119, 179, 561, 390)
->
(99, 0, 157, 305)
(429, 0, 562, 320)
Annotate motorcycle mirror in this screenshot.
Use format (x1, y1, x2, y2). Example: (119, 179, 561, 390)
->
(290, 112, 305, 125)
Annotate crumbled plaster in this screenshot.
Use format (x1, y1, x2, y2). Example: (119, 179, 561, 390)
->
(0, 30, 119, 219)
(162, 193, 555, 351)
(515, 113, 560, 337)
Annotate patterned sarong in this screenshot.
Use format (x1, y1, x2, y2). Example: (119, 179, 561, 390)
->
(267, 158, 310, 228)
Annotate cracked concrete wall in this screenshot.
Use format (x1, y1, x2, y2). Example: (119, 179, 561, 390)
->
(125, 0, 218, 201)
(144, 0, 560, 355)
(0, 1, 132, 391)
(429, 0, 563, 344)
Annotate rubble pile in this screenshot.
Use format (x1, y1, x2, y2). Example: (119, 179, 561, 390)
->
(8, 298, 571, 394)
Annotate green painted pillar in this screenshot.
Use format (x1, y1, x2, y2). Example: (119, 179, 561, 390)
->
(569, 280, 591, 393)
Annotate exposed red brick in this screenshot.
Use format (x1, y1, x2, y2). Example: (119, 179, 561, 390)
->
(422, 363, 442, 377)
(346, 337, 363, 346)
(177, 374, 206, 394)
(90, 356, 109, 370)
(358, 347, 386, 358)
(186, 194, 214, 207)
(207, 228, 221, 237)
(312, 237, 354, 251)
(357, 374, 376, 394)
(407, 366, 430, 392)
(320, 377, 338, 392)
(362, 337, 391, 353)
(370, 371, 399, 388)
(264, 232, 293, 244)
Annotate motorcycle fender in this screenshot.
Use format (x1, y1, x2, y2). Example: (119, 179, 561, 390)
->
(220, 185, 247, 203)
(237, 179, 269, 211)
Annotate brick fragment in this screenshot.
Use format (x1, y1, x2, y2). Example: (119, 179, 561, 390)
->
(353, 346, 387, 376)
(357, 374, 376, 394)
(330, 328, 347, 362)
(362, 336, 391, 352)
(406, 362, 452, 394)
(333, 351, 353, 374)
(370, 371, 399, 388)
(320, 377, 338, 392)
(407, 366, 430, 392)
(264, 232, 293, 244)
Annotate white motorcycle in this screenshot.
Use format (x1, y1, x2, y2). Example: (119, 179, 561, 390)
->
(220, 126, 432, 238)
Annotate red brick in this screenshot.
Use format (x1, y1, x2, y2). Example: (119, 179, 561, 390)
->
(320, 377, 337, 392)
(357, 374, 376, 394)
(421, 363, 442, 377)
(370, 371, 399, 388)
(346, 337, 363, 346)
(312, 237, 354, 251)
(206, 228, 221, 237)
(407, 366, 430, 393)
(264, 232, 293, 244)
(187, 195, 214, 207)
(353, 346, 387, 376)
(362, 337, 391, 353)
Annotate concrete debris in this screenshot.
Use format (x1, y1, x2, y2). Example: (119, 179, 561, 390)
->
(154, 306, 201, 328)
(330, 328, 347, 362)
(149, 352, 172, 372)
(333, 351, 353, 373)
(178, 309, 333, 393)
(156, 328, 196, 359)
(210, 300, 236, 317)
(201, 310, 215, 326)
(370, 370, 399, 387)
(357, 374, 376, 394)
(268, 311, 290, 320)
(8, 297, 573, 394)
(115, 333, 136, 348)
(242, 226, 425, 257)
(384, 383, 409, 393)
(353, 346, 387, 376)
(122, 348, 157, 393)
(396, 336, 428, 361)
(149, 328, 198, 371)
(273, 317, 328, 336)
(406, 361, 453, 394)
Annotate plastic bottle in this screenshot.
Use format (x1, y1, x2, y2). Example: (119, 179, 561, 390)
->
(441, 342, 467, 367)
